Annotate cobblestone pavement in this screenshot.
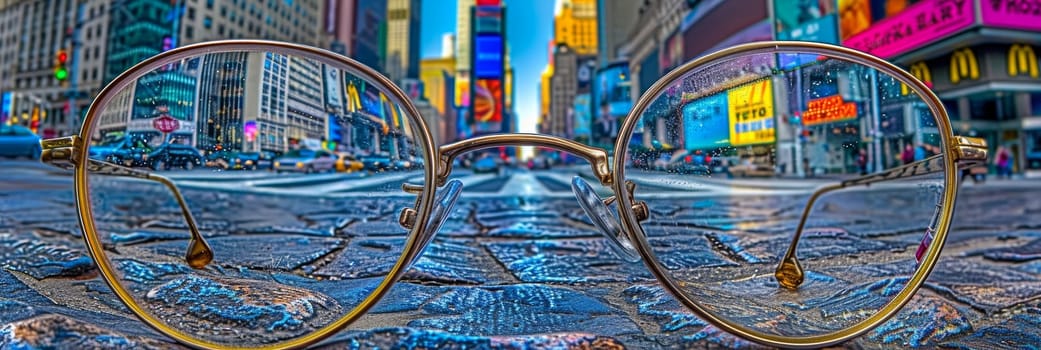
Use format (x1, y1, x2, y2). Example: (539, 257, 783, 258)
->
(2, 159, 1040, 349)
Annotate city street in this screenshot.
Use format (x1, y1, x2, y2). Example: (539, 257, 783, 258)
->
(2, 159, 1041, 349)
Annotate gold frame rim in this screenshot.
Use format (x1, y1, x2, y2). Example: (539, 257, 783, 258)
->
(72, 40, 438, 350)
(612, 40, 960, 348)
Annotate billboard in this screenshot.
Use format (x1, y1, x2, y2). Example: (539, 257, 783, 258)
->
(981, 0, 1041, 31)
(843, 0, 974, 58)
(455, 77, 471, 107)
(0, 92, 11, 125)
(323, 65, 343, 109)
(802, 95, 857, 126)
(474, 35, 503, 79)
(574, 93, 592, 140)
(773, 0, 838, 43)
(683, 93, 730, 150)
(473, 79, 502, 132)
(593, 63, 633, 140)
(474, 6, 502, 34)
(728, 79, 775, 146)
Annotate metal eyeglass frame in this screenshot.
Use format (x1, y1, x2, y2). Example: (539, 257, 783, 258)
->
(40, 40, 987, 349)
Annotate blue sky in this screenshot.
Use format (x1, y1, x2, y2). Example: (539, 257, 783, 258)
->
(420, 0, 555, 133)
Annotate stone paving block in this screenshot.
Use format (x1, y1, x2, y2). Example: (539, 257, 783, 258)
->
(484, 239, 652, 283)
(142, 235, 345, 271)
(938, 305, 1041, 349)
(866, 291, 973, 347)
(0, 314, 178, 349)
(410, 284, 641, 337)
(0, 233, 94, 279)
(316, 327, 626, 349)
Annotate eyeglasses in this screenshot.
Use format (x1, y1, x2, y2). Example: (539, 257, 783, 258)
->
(41, 40, 986, 349)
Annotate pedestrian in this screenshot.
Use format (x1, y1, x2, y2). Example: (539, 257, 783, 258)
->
(914, 143, 927, 161)
(901, 144, 914, 165)
(995, 146, 1012, 179)
(856, 148, 868, 175)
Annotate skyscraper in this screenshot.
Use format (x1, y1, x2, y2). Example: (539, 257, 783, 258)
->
(386, 0, 421, 83)
(554, 0, 597, 56)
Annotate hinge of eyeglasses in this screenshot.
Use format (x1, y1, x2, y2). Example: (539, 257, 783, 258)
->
(601, 180, 649, 222)
(398, 183, 424, 229)
(41, 136, 80, 170)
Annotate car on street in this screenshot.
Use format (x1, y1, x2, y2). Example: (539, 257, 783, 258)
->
(206, 150, 273, 170)
(0, 125, 41, 159)
(102, 137, 154, 167)
(360, 154, 392, 172)
(335, 153, 364, 173)
(274, 149, 337, 173)
(728, 157, 774, 178)
(472, 155, 501, 175)
(527, 155, 552, 170)
(148, 143, 205, 171)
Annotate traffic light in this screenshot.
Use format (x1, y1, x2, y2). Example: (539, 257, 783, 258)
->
(54, 49, 69, 81)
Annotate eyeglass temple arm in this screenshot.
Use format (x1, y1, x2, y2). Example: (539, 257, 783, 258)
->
(774, 136, 987, 289)
(40, 136, 213, 269)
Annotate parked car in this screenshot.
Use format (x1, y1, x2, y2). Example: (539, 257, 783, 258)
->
(527, 155, 552, 170)
(728, 157, 774, 178)
(206, 150, 272, 170)
(472, 155, 501, 175)
(274, 149, 337, 173)
(335, 153, 364, 173)
(148, 143, 205, 171)
(391, 158, 413, 171)
(360, 154, 392, 172)
(104, 137, 154, 167)
(0, 125, 41, 159)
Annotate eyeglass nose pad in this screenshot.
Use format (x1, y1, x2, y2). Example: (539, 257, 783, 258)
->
(571, 177, 641, 263)
(406, 179, 463, 269)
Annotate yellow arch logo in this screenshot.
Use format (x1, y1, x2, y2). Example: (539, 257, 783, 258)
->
(950, 48, 979, 84)
(901, 61, 932, 95)
(1008, 44, 1039, 78)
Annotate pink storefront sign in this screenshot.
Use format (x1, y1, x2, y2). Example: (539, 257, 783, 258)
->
(843, 0, 976, 59)
(981, 0, 1041, 31)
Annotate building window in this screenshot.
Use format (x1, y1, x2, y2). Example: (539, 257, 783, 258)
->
(204, 17, 212, 28)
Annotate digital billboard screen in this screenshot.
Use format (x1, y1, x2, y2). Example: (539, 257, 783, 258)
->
(593, 64, 633, 139)
(474, 6, 502, 34)
(683, 93, 730, 150)
(473, 79, 502, 132)
(773, 0, 838, 43)
(474, 35, 503, 79)
(573, 93, 592, 139)
(728, 79, 776, 146)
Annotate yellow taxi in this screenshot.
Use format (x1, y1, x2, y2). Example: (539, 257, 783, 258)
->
(336, 153, 364, 173)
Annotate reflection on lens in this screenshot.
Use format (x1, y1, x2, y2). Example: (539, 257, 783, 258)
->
(85, 49, 426, 346)
(621, 49, 947, 338)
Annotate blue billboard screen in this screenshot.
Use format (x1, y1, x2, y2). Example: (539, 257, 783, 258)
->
(474, 35, 502, 79)
(593, 64, 633, 139)
(683, 93, 730, 150)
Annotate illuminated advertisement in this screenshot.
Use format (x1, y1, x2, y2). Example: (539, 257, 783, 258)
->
(683, 93, 730, 150)
(843, 0, 974, 58)
(593, 63, 633, 140)
(473, 79, 502, 132)
(573, 93, 592, 139)
(455, 77, 471, 107)
(774, 0, 838, 43)
(728, 79, 775, 146)
(802, 95, 857, 126)
(981, 0, 1041, 31)
(476, 0, 501, 5)
(362, 89, 381, 117)
(0, 92, 11, 125)
(474, 6, 502, 34)
(474, 35, 503, 79)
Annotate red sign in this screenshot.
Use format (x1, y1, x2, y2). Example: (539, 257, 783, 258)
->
(476, 0, 500, 5)
(153, 115, 181, 133)
(802, 95, 857, 126)
(843, 0, 975, 59)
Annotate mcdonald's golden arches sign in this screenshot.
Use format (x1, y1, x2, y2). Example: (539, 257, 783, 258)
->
(902, 61, 932, 95)
(950, 48, 979, 84)
(1008, 44, 1039, 79)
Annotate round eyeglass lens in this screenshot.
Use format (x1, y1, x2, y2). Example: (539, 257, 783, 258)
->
(620, 48, 949, 338)
(83, 48, 429, 346)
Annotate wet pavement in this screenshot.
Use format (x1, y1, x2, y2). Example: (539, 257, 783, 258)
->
(2, 159, 1041, 349)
